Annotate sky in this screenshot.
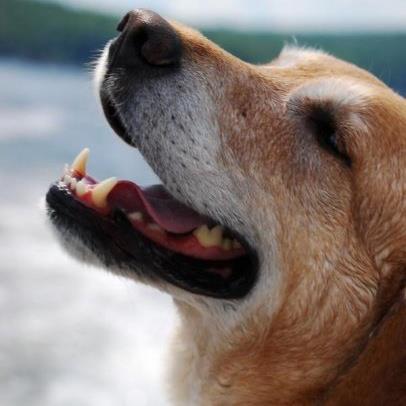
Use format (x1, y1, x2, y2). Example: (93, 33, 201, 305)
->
(51, 0, 406, 31)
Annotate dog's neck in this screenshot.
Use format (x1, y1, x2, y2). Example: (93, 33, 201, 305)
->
(168, 266, 405, 405)
(324, 288, 405, 405)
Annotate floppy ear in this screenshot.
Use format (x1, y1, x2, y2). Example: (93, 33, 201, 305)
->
(345, 88, 406, 280)
(288, 78, 406, 280)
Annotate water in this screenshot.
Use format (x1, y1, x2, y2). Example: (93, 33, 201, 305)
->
(0, 59, 175, 406)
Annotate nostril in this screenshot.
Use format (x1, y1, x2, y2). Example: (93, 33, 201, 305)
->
(113, 9, 182, 68)
(141, 21, 182, 66)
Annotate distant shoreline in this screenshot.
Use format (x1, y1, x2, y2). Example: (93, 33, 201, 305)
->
(2, 0, 405, 95)
(0, 56, 87, 72)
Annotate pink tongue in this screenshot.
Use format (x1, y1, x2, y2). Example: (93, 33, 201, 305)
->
(107, 181, 209, 234)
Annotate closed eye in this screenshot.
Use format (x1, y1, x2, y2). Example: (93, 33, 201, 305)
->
(307, 105, 351, 166)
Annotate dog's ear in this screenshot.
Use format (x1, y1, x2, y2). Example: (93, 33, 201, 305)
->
(288, 78, 406, 280)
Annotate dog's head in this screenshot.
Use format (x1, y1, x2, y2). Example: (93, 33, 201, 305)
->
(47, 9, 406, 363)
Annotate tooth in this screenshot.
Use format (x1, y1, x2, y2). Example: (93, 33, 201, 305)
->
(193, 225, 210, 246)
(128, 212, 143, 222)
(70, 178, 77, 190)
(91, 177, 117, 208)
(63, 174, 72, 185)
(76, 180, 88, 197)
(193, 225, 224, 248)
(61, 164, 70, 181)
(232, 239, 242, 250)
(71, 148, 89, 176)
(222, 238, 232, 251)
(209, 225, 223, 243)
(147, 223, 164, 233)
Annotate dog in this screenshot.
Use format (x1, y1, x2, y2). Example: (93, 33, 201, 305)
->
(46, 9, 406, 405)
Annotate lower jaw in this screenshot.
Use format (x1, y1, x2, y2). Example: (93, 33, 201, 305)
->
(46, 184, 258, 299)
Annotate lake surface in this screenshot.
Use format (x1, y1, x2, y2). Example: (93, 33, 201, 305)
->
(0, 59, 175, 406)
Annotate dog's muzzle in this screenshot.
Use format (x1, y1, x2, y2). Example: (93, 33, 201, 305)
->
(108, 9, 182, 70)
(100, 9, 183, 147)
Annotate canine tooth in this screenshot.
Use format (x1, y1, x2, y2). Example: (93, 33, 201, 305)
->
(193, 225, 224, 248)
(91, 177, 117, 208)
(232, 239, 242, 249)
(76, 180, 88, 197)
(128, 212, 143, 222)
(71, 148, 89, 175)
(147, 223, 164, 233)
(222, 238, 232, 251)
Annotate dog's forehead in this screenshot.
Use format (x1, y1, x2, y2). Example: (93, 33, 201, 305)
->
(265, 45, 372, 79)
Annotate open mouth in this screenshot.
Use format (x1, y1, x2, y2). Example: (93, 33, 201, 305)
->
(47, 149, 257, 299)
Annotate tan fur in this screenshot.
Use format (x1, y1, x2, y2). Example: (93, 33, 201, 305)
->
(155, 23, 406, 405)
(90, 20, 406, 404)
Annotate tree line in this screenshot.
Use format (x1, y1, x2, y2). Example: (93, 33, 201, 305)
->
(1, 0, 405, 93)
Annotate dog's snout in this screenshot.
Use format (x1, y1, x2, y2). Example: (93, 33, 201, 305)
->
(113, 9, 182, 67)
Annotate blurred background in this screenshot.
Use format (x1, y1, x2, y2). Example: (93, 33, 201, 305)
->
(1, 0, 405, 405)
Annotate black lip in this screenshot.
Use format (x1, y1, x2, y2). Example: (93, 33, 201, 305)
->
(46, 183, 258, 299)
(100, 89, 137, 147)
(99, 36, 132, 144)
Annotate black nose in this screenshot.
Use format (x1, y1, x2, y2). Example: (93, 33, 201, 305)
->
(110, 9, 182, 68)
